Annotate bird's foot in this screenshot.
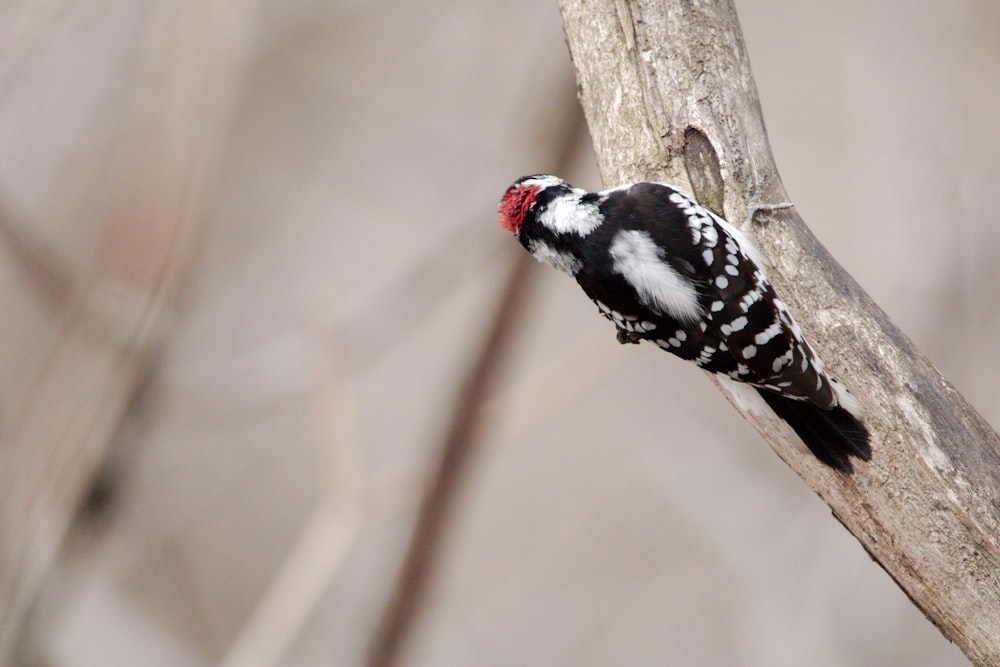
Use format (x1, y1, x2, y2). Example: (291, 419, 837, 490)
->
(616, 328, 642, 345)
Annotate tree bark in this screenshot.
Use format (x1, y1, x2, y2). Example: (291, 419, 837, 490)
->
(558, 1, 1000, 664)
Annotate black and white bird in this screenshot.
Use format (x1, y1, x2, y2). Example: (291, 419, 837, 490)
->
(497, 175, 871, 472)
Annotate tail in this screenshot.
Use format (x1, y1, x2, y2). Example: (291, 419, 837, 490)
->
(756, 387, 871, 473)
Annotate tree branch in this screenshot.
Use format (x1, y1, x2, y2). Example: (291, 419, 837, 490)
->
(558, 0, 1000, 664)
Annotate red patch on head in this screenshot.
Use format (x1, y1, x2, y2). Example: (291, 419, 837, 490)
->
(497, 184, 539, 235)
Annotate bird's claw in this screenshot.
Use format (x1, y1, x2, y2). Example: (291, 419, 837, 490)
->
(616, 328, 642, 345)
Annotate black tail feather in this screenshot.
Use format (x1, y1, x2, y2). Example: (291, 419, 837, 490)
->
(756, 389, 871, 473)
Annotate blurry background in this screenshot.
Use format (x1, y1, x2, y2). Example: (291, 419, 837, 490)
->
(1, 0, 998, 665)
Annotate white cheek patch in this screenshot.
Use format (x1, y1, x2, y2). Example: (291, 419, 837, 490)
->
(526, 239, 582, 275)
(537, 194, 604, 237)
(608, 229, 702, 323)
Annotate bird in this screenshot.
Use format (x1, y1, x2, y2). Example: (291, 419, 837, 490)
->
(497, 174, 871, 472)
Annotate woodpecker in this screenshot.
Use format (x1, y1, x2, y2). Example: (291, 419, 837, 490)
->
(497, 175, 871, 472)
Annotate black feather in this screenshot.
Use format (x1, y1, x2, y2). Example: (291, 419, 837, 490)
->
(755, 389, 871, 473)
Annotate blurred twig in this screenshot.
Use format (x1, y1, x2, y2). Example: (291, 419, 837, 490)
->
(365, 72, 586, 667)
(0, 1, 259, 661)
(219, 312, 365, 667)
(220, 250, 628, 667)
(365, 252, 536, 667)
(0, 197, 75, 305)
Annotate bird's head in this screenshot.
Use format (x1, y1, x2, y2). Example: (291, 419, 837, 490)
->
(497, 174, 569, 237)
